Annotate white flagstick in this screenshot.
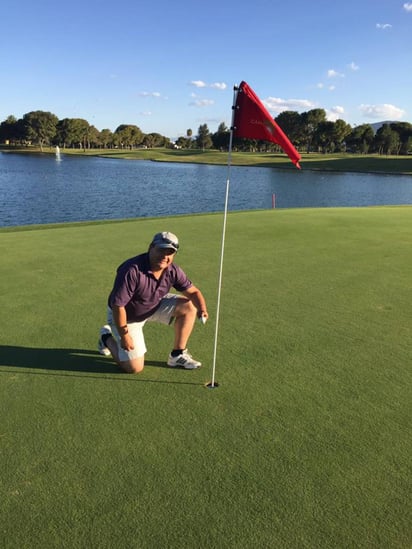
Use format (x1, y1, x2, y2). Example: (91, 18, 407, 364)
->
(207, 85, 239, 389)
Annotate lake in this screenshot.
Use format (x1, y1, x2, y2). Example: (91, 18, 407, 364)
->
(1, 152, 411, 227)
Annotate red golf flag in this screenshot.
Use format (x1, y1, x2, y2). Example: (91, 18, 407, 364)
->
(233, 81, 301, 169)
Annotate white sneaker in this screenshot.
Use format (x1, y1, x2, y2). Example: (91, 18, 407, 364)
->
(167, 349, 201, 369)
(98, 325, 112, 356)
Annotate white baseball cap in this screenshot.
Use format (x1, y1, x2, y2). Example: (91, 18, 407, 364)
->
(151, 231, 179, 252)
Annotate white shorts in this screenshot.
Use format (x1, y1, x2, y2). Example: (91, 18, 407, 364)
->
(107, 293, 179, 362)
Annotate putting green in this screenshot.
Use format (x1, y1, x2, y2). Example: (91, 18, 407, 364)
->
(0, 207, 410, 548)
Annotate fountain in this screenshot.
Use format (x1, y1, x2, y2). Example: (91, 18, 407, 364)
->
(55, 146, 61, 161)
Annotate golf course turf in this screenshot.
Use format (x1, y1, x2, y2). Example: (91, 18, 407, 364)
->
(0, 207, 411, 548)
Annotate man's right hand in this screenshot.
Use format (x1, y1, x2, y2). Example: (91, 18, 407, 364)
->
(120, 333, 134, 351)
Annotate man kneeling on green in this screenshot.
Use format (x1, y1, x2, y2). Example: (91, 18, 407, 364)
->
(98, 231, 208, 373)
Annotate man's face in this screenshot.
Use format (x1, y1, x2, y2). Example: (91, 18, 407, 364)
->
(149, 246, 176, 270)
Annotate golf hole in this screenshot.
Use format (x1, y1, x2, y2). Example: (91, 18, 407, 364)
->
(206, 381, 219, 388)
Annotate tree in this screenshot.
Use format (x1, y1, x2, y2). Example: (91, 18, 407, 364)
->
(184, 129, 193, 149)
(55, 118, 72, 148)
(346, 124, 374, 153)
(114, 124, 143, 148)
(196, 124, 213, 150)
(55, 118, 90, 148)
(98, 129, 114, 149)
(275, 111, 303, 146)
(313, 121, 336, 152)
(333, 119, 352, 151)
(86, 125, 100, 149)
(374, 124, 400, 155)
(389, 122, 412, 154)
(0, 115, 24, 144)
(142, 132, 168, 148)
(23, 111, 59, 150)
(175, 136, 191, 148)
(212, 122, 230, 150)
(301, 109, 327, 152)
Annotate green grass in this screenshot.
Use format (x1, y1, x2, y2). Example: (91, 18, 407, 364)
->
(2, 145, 412, 174)
(0, 208, 411, 548)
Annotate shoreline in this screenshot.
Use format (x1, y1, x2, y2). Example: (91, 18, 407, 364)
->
(1, 146, 412, 176)
(2, 205, 411, 233)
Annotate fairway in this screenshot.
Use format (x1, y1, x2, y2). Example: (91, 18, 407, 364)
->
(0, 208, 411, 548)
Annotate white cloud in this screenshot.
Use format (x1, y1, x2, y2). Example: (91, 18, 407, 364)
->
(189, 99, 215, 107)
(359, 103, 405, 120)
(190, 80, 207, 88)
(210, 82, 227, 90)
(403, 3, 412, 12)
(327, 106, 345, 122)
(139, 91, 162, 97)
(264, 97, 316, 114)
(316, 82, 335, 91)
(376, 23, 392, 29)
(190, 80, 227, 90)
(327, 69, 345, 78)
(140, 111, 152, 116)
(348, 61, 359, 71)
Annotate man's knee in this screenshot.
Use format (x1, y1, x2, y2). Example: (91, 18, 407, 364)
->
(119, 358, 144, 374)
(174, 297, 196, 317)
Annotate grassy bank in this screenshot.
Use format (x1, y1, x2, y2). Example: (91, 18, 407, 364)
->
(0, 208, 411, 548)
(2, 145, 412, 174)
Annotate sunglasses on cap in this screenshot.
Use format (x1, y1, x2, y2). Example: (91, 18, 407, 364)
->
(155, 246, 176, 255)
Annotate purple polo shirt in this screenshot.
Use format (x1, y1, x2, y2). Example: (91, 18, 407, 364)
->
(108, 253, 192, 322)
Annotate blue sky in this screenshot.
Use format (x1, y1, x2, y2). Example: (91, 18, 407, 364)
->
(1, 0, 411, 139)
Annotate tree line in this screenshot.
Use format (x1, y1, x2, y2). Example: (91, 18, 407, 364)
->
(0, 112, 169, 150)
(1, 109, 411, 155)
